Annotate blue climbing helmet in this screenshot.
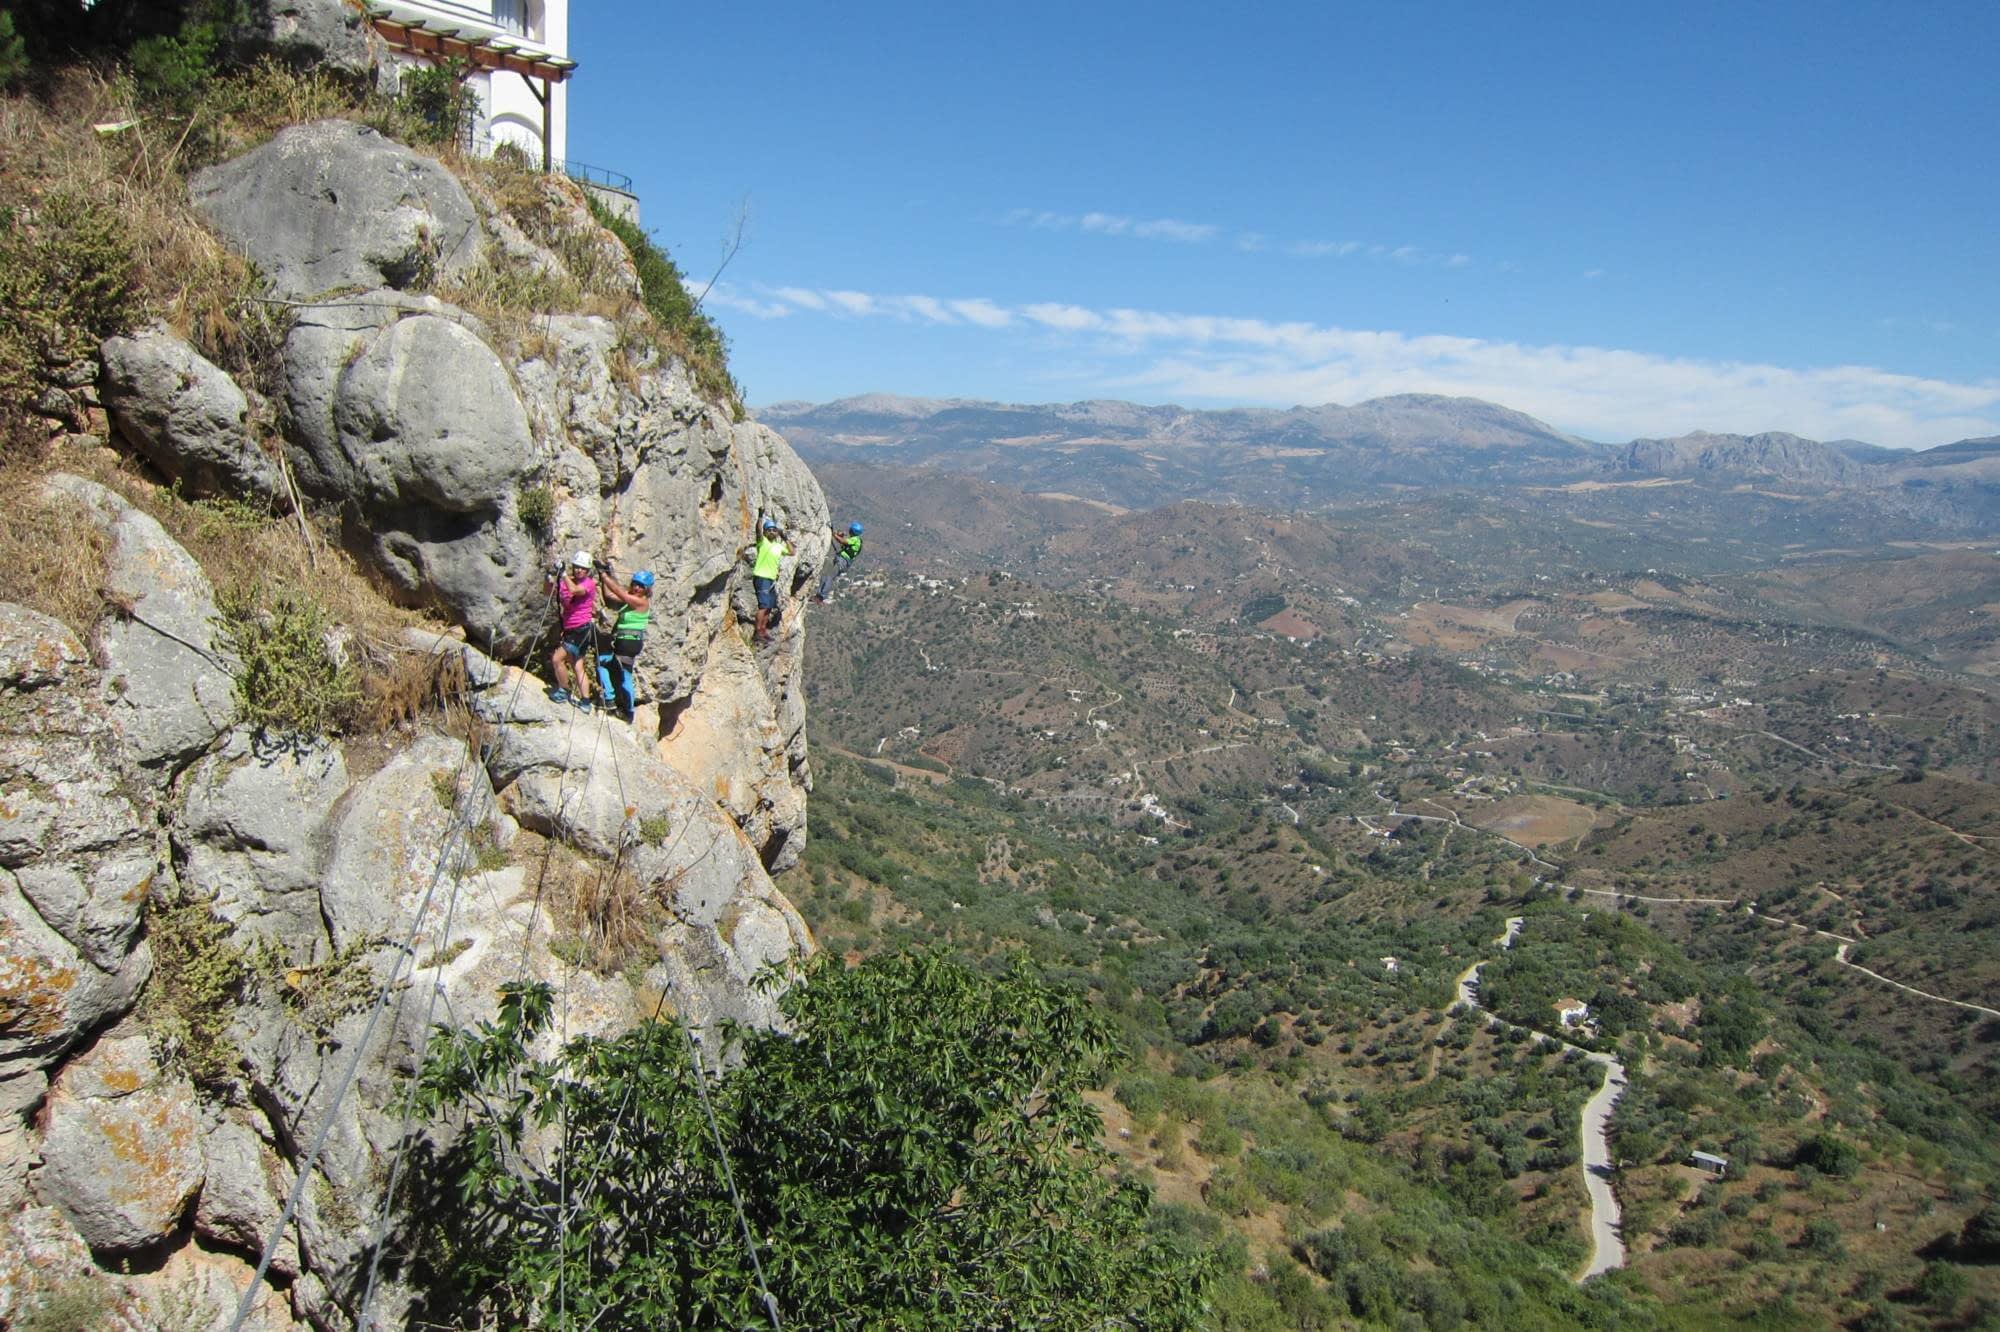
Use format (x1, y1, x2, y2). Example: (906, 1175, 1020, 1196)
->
(849, 522, 864, 535)
(630, 570, 656, 589)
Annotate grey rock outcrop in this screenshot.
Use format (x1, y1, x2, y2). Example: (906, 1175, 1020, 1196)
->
(186, 125, 832, 859)
(34, 1029, 204, 1253)
(241, 0, 373, 77)
(41, 474, 237, 769)
(0, 873, 146, 1077)
(0, 117, 839, 1327)
(317, 733, 484, 951)
(282, 292, 544, 653)
(196, 1110, 300, 1278)
(511, 316, 830, 868)
(176, 732, 351, 944)
(0, 1070, 43, 1212)
(190, 120, 481, 301)
(424, 633, 814, 1029)
(0, 1207, 106, 1327)
(0, 603, 86, 691)
(99, 324, 284, 504)
(1617, 430, 1859, 485)
(0, 604, 152, 1081)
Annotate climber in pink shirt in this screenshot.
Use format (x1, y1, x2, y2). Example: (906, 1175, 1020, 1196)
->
(546, 549, 599, 709)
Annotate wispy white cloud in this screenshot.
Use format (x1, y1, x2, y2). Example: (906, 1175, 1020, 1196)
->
(823, 290, 878, 316)
(1022, 302, 1103, 332)
(1288, 238, 1478, 269)
(722, 284, 1999, 447)
(1006, 207, 1500, 271)
(1287, 239, 1364, 259)
(1136, 218, 1220, 242)
(769, 285, 827, 310)
(705, 291, 795, 319)
(1005, 208, 1220, 244)
(1582, 268, 1605, 281)
(950, 297, 1014, 328)
(1001, 208, 1074, 230)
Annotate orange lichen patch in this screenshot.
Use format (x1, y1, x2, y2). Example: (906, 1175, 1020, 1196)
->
(100, 1062, 145, 1095)
(0, 921, 80, 1038)
(92, 1090, 200, 1209)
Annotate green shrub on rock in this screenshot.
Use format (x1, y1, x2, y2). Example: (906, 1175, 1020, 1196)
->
(220, 584, 359, 738)
(412, 951, 1214, 1329)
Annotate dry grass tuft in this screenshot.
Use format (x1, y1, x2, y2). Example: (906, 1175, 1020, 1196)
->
(6, 71, 258, 350)
(59, 456, 445, 738)
(443, 156, 645, 357)
(0, 470, 113, 637)
(358, 640, 486, 754)
(542, 841, 663, 977)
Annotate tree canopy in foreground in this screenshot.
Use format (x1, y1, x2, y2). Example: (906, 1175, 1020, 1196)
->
(411, 951, 1214, 1329)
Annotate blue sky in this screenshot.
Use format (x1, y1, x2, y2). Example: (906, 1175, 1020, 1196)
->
(569, 1, 1998, 447)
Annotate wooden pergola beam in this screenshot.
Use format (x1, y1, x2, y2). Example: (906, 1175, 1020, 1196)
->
(368, 9, 577, 169)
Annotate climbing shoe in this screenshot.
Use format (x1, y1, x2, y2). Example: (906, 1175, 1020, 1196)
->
(548, 688, 570, 703)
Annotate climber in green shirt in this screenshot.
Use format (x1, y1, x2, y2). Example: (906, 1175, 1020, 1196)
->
(594, 565, 654, 723)
(744, 517, 790, 646)
(813, 521, 864, 603)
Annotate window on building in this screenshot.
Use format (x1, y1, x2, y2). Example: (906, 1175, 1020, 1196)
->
(491, 0, 544, 39)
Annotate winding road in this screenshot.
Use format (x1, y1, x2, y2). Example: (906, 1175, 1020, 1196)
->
(1453, 916, 1627, 1282)
(1833, 943, 2000, 1020)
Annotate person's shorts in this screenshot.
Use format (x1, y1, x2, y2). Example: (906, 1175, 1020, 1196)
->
(601, 637, 643, 671)
(754, 577, 778, 610)
(559, 627, 593, 659)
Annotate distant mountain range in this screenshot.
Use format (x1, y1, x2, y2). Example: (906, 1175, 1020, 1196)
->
(759, 394, 2000, 530)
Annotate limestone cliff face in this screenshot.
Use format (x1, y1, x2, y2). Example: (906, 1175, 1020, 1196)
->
(0, 114, 826, 1329)
(185, 118, 828, 872)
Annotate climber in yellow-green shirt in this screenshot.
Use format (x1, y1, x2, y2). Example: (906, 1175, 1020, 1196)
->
(744, 516, 790, 646)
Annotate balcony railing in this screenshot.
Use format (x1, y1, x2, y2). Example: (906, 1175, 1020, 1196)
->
(563, 160, 634, 194)
(467, 131, 633, 194)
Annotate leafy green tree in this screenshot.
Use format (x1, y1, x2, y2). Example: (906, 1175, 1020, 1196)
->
(1794, 1133, 1862, 1180)
(1799, 1217, 1844, 1257)
(1914, 1260, 1968, 1312)
(1961, 1204, 2000, 1261)
(0, 13, 27, 89)
(413, 951, 1214, 1329)
(394, 57, 477, 146)
(126, 0, 248, 104)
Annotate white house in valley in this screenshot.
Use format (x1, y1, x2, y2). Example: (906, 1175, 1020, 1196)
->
(366, 0, 574, 168)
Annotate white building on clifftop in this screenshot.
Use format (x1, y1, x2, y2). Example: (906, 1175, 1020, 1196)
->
(366, 1, 573, 168)
(365, 2, 639, 219)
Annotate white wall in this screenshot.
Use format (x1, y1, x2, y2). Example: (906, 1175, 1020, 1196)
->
(376, 0, 570, 165)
